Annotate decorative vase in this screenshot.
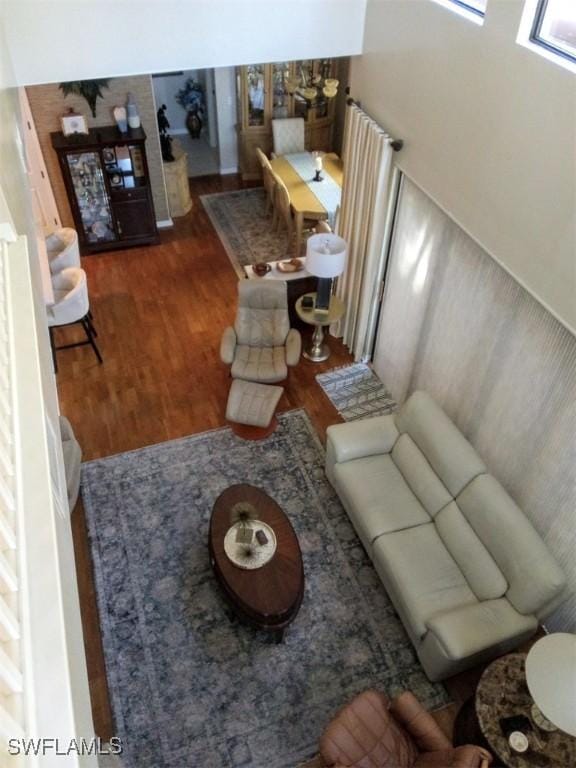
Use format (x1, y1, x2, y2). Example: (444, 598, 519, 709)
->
(126, 92, 141, 129)
(113, 106, 128, 134)
(186, 108, 202, 139)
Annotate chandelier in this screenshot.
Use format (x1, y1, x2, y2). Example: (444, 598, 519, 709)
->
(286, 66, 339, 105)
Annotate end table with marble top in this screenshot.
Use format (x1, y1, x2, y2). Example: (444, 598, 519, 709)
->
(454, 653, 576, 767)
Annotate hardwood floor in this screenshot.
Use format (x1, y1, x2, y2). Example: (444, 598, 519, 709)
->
(59, 172, 482, 747)
(60, 173, 351, 740)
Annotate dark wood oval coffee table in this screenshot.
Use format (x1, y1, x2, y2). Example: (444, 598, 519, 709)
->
(209, 483, 304, 642)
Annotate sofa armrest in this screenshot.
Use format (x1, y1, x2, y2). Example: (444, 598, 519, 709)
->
(390, 691, 451, 753)
(285, 328, 302, 366)
(424, 599, 538, 662)
(326, 415, 399, 466)
(415, 746, 492, 768)
(220, 326, 237, 364)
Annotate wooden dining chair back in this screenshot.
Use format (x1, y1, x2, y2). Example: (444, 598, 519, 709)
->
(255, 147, 276, 217)
(273, 173, 293, 240)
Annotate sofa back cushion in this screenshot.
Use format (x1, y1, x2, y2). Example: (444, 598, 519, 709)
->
(457, 475, 566, 616)
(392, 434, 452, 517)
(396, 391, 486, 497)
(435, 502, 508, 601)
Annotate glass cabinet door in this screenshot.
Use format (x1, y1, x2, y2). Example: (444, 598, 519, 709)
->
(314, 59, 333, 119)
(66, 152, 115, 243)
(246, 64, 266, 127)
(272, 62, 290, 119)
(293, 60, 314, 121)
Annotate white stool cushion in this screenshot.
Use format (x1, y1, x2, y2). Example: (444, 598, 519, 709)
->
(226, 380, 283, 428)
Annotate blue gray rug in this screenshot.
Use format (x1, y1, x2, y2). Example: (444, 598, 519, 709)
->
(82, 410, 447, 768)
(316, 363, 397, 421)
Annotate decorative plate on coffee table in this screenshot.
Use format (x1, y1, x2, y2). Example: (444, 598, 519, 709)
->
(223, 521, 277, 569)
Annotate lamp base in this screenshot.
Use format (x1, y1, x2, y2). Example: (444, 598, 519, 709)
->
(315, 278, 332, 311)
(303, 325, 331, 362)
(313, 170, 323, 182)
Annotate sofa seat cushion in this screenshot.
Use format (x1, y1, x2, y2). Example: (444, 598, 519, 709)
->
(333, 454, 431, 549)
(231, 345, 287, 383)
(372, 524, 478, 641)
(425, 599, 538, 661)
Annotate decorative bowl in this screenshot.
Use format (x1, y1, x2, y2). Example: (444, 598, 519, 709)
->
(277, 258, 304, 273)
(253, 262, 271, 277)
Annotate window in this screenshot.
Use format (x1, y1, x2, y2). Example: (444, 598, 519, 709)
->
(530, 0, 576, 64)
(451, 0, 487, 16)
(431, 0, 487, 24)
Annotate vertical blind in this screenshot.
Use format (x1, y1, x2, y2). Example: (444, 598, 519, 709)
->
(374, 177, 576, 632)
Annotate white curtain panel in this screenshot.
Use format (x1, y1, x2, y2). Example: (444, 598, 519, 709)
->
(333, 104, 395, 360)
(374, 177, 576, 633)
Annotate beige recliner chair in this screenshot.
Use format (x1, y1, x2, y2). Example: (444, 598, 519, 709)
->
(220, 281, 301, 383)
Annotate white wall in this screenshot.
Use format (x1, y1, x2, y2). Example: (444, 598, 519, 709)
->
(3, 0, 366, 85)
(352, 0, 576, 333)
(214, 67, 238, 174)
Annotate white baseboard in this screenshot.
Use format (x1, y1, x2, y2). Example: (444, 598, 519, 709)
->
(156, 218, 174, 229)
(220, 166, 238, 175)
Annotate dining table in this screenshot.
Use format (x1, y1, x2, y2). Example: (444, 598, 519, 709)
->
(270, 151, 343, 257)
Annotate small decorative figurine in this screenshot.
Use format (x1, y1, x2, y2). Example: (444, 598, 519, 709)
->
(157, 104, 174, 162)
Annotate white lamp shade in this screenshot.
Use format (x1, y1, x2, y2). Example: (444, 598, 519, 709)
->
(526, 633, 576, 736)
(306, 233, 347, 278)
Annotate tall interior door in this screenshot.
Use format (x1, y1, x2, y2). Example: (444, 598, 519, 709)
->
(18, 88, 61, 235)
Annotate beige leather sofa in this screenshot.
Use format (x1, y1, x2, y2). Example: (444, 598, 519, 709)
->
(326, 391, 566, 681)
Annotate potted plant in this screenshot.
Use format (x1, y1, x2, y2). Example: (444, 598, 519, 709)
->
(175, 78, 205, 139)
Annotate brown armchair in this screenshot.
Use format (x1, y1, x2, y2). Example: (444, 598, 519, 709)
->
(318, 690, 491, 768)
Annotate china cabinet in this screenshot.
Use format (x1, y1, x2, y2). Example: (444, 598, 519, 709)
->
(237, 58, 345, 180)
(51, 126, 159, 254)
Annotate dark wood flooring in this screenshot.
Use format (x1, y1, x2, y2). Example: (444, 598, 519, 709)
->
(57, 172, 500, 746)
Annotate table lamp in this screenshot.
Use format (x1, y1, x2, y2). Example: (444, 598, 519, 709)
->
(306, 233, 347, 315)
(525, 632, 576, 736)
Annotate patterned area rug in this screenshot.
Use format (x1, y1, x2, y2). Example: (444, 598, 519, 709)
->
(201, 188, 290, 277)
(316, 363, 397, 421)
(82, 410, 447, 768)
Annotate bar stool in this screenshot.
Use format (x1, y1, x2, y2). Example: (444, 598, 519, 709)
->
(47, 267, 102, 372)
(45, 228, 81, 274)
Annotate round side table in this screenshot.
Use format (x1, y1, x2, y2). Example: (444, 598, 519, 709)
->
(454, 653, 576, 767)
(295, 292, 345, 362)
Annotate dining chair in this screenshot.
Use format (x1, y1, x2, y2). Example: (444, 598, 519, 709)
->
(273, 172, 318, 256)
(315, 220, 332, 234)
(47, 267, 102, 372)
(45, 228, 81, 274)
(271, 117, 305, 156)
(255, 147, 277, 223)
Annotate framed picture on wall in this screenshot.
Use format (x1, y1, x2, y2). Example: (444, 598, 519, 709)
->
(61, 110, 88, 136)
